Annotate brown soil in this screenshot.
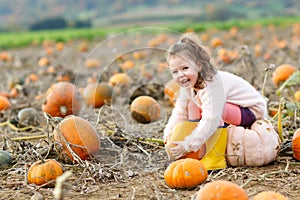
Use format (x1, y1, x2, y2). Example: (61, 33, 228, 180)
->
(0, 25, 299, 200)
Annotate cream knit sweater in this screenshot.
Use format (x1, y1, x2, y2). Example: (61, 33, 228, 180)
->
(164, 70, 267, 152)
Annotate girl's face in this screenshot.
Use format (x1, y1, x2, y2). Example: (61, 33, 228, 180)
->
(168, 55, 199, 89)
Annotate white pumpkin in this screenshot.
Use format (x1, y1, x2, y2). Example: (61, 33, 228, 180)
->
(226, 119, 280, 167)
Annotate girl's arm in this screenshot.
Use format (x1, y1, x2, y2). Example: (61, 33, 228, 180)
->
(182, 74, 226, 152)
(163, 87, 189, 142)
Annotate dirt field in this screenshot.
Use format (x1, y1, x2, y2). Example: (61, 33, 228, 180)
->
(0, 25, 300, 200)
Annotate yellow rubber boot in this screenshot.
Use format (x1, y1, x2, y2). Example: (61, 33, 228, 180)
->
(200, 128, 228, 170)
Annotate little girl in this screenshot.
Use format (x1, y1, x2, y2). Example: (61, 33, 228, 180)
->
(164, 32, 267, 164)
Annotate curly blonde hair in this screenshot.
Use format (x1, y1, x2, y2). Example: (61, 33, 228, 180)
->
(167, 32, 217, 89)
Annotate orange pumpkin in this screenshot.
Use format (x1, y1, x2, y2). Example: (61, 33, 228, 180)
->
(55, 42, 65, 51)
(292, 128, 300, 160)
(42, 82, 82, 118)
(253, 191, 287, 200)
(130, 95, 161, 123)
(164, 158, 208, 189)
(272, 64, 297, 87)
(210, 37, 224, 48)
(38, 57, 50, 67)
(82, 82, 113, 108)
(0, 96, 10, 110)
(0, 51, 12, 62)
(27, 159, 63, 186)
(196, 180, 248, 200)
(85, 58, 101, 68)
(53, 115, 100, 161)
(165, 121, 206, 160)
(120, 60, 135, 71)
(108, 73, 132, 87)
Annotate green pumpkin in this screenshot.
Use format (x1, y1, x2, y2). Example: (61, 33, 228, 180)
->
(0, 150, 12, 169)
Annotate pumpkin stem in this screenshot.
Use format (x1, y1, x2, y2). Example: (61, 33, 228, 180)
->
(60, 105, 68, 116)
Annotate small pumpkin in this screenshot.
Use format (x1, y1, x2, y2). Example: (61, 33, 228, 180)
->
(120, 60, 135, 71)
(82, 82, 113, 108)
(85, 58, 101, 68)
(53, 115, 100, 161)
(38, 57, 50, 67)
(196, 180, 248, 200)
(292, 128, 300, 160)
(108, 73, 132, 87)
(253, 191, 287, 200)
(27, 159, 63, 186)
(272, 64, 297, 87)
(164, 79, 180, 106)
(0, 150, 12, 169)
(165, 121, 206, 160)
(0, 96, 10, 110)
(17, 107, 40, 126)
(130, 95, 161, 123)
(226, 119, 280, 167)
(210, 37, 224, 48)
(55, 42, 65, 51)
(42, 82, 82, 118)
(164, 158, 208, 189)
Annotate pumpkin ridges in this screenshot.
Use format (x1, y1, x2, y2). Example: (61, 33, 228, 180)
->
(226, 120, 279, 167)
(164, 158, 208, 189)
(251, 119, 280, 164)
(27, 159, 63, 186)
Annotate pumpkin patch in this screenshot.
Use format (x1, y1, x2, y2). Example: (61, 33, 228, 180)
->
(0, 18, 299, 199)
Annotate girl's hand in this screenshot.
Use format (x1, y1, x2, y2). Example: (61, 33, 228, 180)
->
(170, 141, 188, 159)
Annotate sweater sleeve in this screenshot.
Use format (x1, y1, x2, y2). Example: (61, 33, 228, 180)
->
(163, 87, 189, 142)
(182, 74, 226, 152)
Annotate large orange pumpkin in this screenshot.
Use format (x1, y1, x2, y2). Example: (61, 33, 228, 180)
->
(130, 95, 161, 123)
(196, 180, 248, 200)
(226, 119, 280, 167)
(53, 115, 100, 161)
(42, 82, 82, 118)
(292, 128, 300, 160)
(165, 121, 206, 160)
(272, 64, 297, 87)
(82, 82, 113, 108)
(27, 159, 63, 186)
(164, 158, 208, 189)
(253, 191, 287, 200)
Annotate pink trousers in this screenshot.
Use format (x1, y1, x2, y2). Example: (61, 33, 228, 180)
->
(188, 100, 256, 127)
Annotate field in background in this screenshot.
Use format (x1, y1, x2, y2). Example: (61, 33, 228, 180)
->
(1, 16, 300, 49)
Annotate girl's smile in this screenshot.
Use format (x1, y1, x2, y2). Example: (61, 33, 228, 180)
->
(169, 55, 199, 89)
